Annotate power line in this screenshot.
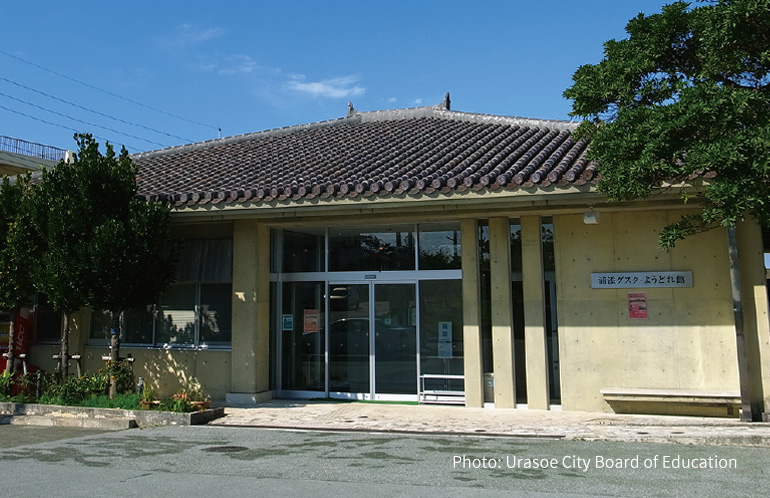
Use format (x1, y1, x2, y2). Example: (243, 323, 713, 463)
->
(0, 91, 166, 148)
(0, 49, 219, 132)
(0, 75, 195, 143)
(0, 103, 139, 151)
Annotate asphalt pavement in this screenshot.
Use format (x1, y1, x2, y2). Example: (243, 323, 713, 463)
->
(1, 424, 768, 497)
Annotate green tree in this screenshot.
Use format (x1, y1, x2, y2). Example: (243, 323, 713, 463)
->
(31, 134, 177, 383)
(564, 0, 770, 248)
(0, 174, 38, 373)
(564, 0, 769, 421)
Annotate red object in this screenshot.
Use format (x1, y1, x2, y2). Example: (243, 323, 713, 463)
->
(628, 292, 648, 319)
(0, 309, 33, 372)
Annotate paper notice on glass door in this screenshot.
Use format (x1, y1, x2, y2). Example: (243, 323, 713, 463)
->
(304, 309, 320, 333)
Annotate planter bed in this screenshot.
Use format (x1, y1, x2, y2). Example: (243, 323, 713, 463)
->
(0, 401, 225, 428)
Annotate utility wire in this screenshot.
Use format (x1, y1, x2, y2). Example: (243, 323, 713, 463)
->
(0, 103, 138, 151)
(0, 91, 164, 148)
(0, 49, 219, 132)
(0, 75, 194, 143)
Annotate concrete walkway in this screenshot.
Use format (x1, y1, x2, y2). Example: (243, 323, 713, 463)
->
(211, 400, 770, 447)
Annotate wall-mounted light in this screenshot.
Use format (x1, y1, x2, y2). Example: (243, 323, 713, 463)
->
(584, 207, 600, 225)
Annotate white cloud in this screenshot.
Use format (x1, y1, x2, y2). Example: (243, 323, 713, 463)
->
(387, 97, 397, 103)
(413, 98, 423, 105)
(192, 54, 278, 76)
(286, 75, 366, 99)
(160, 24, 226, 50)
(218, 55, 258, 75)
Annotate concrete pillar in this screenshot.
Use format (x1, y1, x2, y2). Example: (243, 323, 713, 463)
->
(227, 220, 272, 404)
(521, 216, 550, 410)
(489, 217, 516, 408)
(736, 219, 770, 420)
(461, 218, 484, 407)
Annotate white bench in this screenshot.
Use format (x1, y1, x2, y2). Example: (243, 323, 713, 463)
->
(52, 353, 82, 377)
(1, 352, 28, 374)
(600, 387, 741, 418)
(419, 374, 465, 405)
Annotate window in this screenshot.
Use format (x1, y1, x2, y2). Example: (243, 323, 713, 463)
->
(90, 238, 233, 348)
(281, 228, 325, 273)
(329, 226, 416, 271)
(418, 222, 461, 270)
(34, 294, 62, 343)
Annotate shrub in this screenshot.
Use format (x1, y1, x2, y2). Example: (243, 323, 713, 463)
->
(80, 393, 142, 410)
(102, 359, 135, 395)
(46, 373, 108, 405)
(0, 371, 13, 399)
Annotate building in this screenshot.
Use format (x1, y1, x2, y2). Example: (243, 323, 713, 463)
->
(0, 135, 68, 175)
(23, 100, 770, 418)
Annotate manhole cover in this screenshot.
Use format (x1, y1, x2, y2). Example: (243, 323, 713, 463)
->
(202, 445, 249, 453)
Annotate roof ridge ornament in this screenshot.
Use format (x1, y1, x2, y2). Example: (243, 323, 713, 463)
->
(441, 92, 451, 110)
(347, 101, 356, 117)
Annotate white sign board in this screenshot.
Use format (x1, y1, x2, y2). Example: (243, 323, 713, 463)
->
(591, 271, 693, 289)
(438, 322, 453, 359)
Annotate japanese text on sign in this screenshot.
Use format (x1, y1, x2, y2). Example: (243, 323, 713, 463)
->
(591, 271, 692, 288)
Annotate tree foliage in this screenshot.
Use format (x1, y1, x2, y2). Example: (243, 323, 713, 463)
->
(0, 174, 38, 372)
(32, 134, 177, 315)
(0, 174, 37, 313)
(564, 0, 770, 247)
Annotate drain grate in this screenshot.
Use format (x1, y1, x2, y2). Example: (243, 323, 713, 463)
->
(202, 445, 249, 453)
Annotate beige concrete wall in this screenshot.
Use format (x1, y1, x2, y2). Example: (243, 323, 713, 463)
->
(521, 215, 550, 410)
(84, 346, 231, 400)
(229, 220, 272, 403)
(489, 217, 516, 408)
(554, 210, 738, 412)
(461, 218, 484, 407)
(737, 219, 770, 417)
(26, 344, 232, 401)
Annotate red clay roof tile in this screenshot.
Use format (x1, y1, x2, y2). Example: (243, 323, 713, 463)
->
(133, 106, 595, 205)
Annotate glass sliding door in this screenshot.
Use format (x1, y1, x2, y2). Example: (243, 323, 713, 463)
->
(328, 283, 371, 394)
(281, 281, 326, 392)
(327, 282, 418, 399)
(373, 283, 417, 395)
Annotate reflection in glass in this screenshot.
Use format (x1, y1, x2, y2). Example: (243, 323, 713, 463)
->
(282, 229, 326, 273)
(419, 279, 463, 392)
(418, 223, 461, 270)
(329, 226, 415, 271)
(328, 284, 370, 392)
(282, 282, 326, 391)
(156, 283, 197, 345)
(123, 307, 154, 344)
(509, 222, 526, 402)
(200, 283, 232, 344)
(374, 284, 417, 395)
(542, 219, 560, 403)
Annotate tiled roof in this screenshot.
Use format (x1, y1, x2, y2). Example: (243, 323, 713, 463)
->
(133, 103, 596, 207)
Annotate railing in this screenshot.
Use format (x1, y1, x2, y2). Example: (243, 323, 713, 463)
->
(0, 135, 67, 162)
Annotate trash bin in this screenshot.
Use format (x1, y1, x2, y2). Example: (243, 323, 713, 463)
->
(484, 372, 494, 402)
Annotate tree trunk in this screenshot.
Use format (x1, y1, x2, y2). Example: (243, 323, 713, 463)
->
(60, 313, 69, 379)
(4, 311, 15, 374)
(108, 311, 121, 399)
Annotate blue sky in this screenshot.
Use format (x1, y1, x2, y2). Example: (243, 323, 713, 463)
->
(2, 1, 671, 153)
